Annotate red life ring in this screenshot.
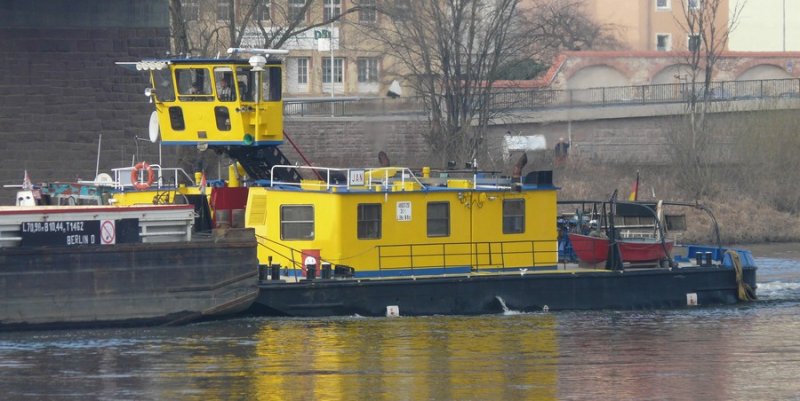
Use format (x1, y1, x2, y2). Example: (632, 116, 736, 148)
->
(131, 161, 155, 190)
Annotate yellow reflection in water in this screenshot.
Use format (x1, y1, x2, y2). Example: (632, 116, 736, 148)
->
(250, 315, 558, 400)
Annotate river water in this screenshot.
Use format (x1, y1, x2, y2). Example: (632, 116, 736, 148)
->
(1, 245, 799, 400)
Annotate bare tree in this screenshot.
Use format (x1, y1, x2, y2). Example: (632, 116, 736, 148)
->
(169, 0, 363, 57)
(667, 0, 746, 198)
(169, 0, 191, 55)
(523, 0, 623, 57)
(352, 0, 620, 167)
(349, 1, 522, 167)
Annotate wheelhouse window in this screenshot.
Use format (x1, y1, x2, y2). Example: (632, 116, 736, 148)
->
(503, 199, 525, 234)
(235, 67, 254, 101)
(357, 204, 381, 239)
(152, 69, 175, 102)
(324, 0, 341, 21)
(281, 205, 314, 240)
(264, 66, 282, 100)
(427, 202, 450, 237)
(214, 67, 236, 102)
(175, 68, 213, 101)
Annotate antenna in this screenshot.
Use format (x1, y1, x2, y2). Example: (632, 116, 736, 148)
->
(227, 48, 290, 56)
(95, 134, 102, 179)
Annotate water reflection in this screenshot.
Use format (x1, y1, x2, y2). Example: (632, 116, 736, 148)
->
(251, 315, 558, 401)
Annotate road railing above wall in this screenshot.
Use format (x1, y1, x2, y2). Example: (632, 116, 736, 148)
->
(284, 78, 800, 117)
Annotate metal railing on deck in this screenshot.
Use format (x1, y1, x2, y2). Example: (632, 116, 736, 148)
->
(376, 239, 558, 272)
(284, 77, 800, 117)
(270, 165, 425, 191)
(111, 165, 195, 190)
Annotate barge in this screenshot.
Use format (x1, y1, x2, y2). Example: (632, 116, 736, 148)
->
(0, 204, 258, 330)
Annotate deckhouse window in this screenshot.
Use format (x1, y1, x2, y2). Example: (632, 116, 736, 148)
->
(427, 202, 450, 237)
(281, 205, 314, 240)
(357, 204, 381, 239)
(503, 199, 525, 234)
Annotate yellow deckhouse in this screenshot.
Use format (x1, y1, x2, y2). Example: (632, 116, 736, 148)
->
(247, 166, 558, 278)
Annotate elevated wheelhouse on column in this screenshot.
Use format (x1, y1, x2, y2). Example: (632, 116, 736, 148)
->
(122, 49, 299, 182)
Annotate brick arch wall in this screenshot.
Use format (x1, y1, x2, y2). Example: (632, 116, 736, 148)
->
(735, 62, 794, 80)
(652, 64, 698, 84)
(547, 51, 800, 90)
(565, 64, 630, 89)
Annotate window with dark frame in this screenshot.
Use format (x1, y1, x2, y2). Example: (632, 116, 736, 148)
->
(297, 57, 309, 84)
(281, 205, 314, 240)
(255, 0, 271, 21)
(153, 69, 175, 102)
(323, 58, 344, 83)
(297, 57, 308, 84)
(688, 34, 701, 52)
(359, 0, 377, 22)
(182, 0, 200, 21)
(503, 199, 525, 234)
(656, 34, 670, 51)
(324, 0, 342, 21)
(427, 202, 450, 237)
(357, 58, 379, 82)
(289, 0, 307, 22)
(176, 67, 213, 100)
(217, 0, 230, 21)
(357, 204, 381, 239)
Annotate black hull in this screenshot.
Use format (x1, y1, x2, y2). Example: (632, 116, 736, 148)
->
(0, 228, 259, 331)
(254, 266, 758, 317)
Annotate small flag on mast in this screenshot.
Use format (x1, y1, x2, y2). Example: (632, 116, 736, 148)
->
(22, 170, 32, 191)
(628, 171, 639, 201)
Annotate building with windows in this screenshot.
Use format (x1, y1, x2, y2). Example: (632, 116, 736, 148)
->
(180, 0, 391, 98)
(581, 0, 729, 52)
